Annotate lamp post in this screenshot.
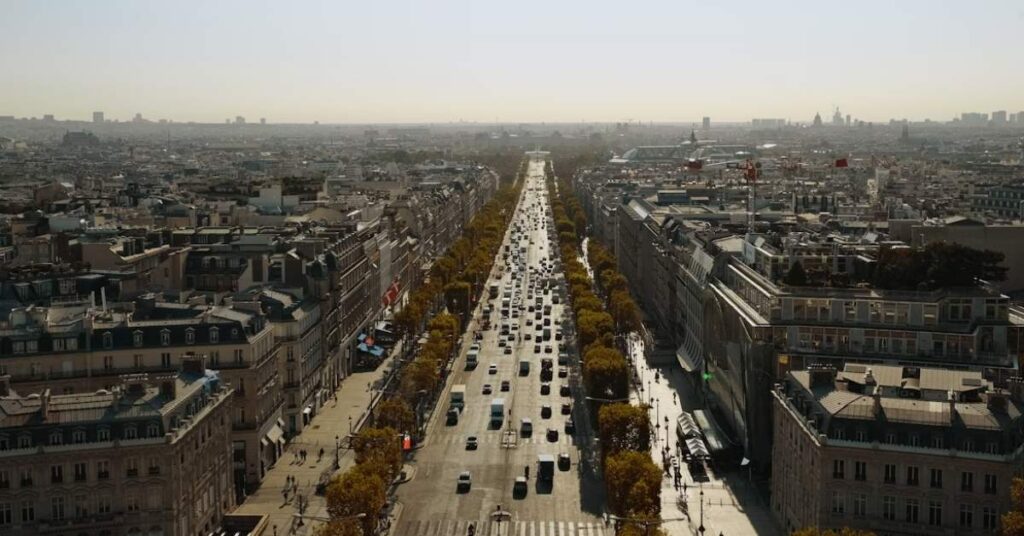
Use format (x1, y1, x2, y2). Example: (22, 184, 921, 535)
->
(699, 487, 705, 535)
(334, 435, 340, 470)
(348, 415, 353, 435)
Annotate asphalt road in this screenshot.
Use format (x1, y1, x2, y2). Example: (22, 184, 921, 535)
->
(395, 158, 610, 536)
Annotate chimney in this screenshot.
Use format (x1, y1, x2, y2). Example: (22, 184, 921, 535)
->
(1007, 376, 1024, 404)
(181, 353, 206, 376)
(159, 378, 177, 399)
(808, 363, 837, 388)
(871, 388, 882, 417)
(0, 375, 10, 397)
(948, 389, 958, 424)
(864, 367, 876, 386)
(988, 389, 1009, 414)
(40, 388, 51, 420)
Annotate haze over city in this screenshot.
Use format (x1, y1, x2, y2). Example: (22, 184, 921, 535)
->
(2, 0, 1023, 123)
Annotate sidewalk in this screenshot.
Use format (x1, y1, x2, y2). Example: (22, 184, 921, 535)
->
(232, 350, 399, 536)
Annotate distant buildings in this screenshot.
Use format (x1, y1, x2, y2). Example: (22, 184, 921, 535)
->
(92, 111, 104, 124)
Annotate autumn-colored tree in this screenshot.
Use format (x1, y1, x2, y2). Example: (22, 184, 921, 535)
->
(325, 464, 387, 535)
(583, 346, 629, 399)
(1002, 477, 1024, 535)
(600, 269, 629, 296)
(375, 397, 415, 433)
(597, 403, 651, 459)
(352, 426, 402, 482)
(401, 359, 439, 398)
(314, 519, 364, 536)
(578, 309, 615, 348)
(791, 528, 876, 536)
(573, 293, 605, 317)
(609, 290, 641, 335)
(605, 450, 662, 517)
(393, 301, 423, 337)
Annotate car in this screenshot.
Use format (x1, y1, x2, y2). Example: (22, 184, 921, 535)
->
(503, 346, 512, 355)
(488, 364, 498, 374)
(558, 453, 571, 470)
(526, 318, 533, 326)
(561, 402, 572, 415)
(534, 344, 541, 353)
(564, 418, 576, 434)
(555, 331, 563, 341)
(540, 383, 551, 395)
(500, 380, 510, 392)
(466, 436, 478, 450)
(513, 476, 528, 497)
(457, 471, 472, 492)
(507, 333, 515, 341)
(446, 408, 460, 425)
(560, 384, 571, 396)
(498, 338, 506, 347)
(524, 333, 532, 340)
(546, 428, 559, 442)
(482, 384, 493, 394)
(558, 367, 568, 378)
(541, 405, 552, 418)
(544, 346, 552, 354)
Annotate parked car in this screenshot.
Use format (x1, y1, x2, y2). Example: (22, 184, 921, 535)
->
(457, 471, 472, 492)
(466, 436, 478, 450)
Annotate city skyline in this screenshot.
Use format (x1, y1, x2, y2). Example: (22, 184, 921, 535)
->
(1, 0, 1022, 123)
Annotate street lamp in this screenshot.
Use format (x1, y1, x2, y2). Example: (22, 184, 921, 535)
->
(334, 435, 340, 470)
(699, 487, 705, 535)
(348, 415, 353, 435)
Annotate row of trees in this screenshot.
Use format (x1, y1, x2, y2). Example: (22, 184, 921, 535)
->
(545, 162, 664, 535)
(320, 165, 526, 536)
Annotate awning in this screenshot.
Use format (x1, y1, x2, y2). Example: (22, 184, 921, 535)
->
(686, 437, 710, 458)
(676, 412, 700, 439)
(267, 424, 285, 445)
(676, 341, 703, 373)
(358, 342, 385, 357)
(693, 409, 729, 454)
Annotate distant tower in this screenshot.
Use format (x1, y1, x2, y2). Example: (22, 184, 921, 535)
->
(235, 116, 245, 125)
(832, 107, 844, 126)
(702, 116, 711, 130)
(900, 124, 910, 143)
(93, 111, 104, 124)
(813, 112, 823, 127)
(845, 114, 851, 126)
(689, 129, 698, 144)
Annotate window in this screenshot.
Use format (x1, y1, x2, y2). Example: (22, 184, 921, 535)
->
(929, 500, 943, 526)
(20, 500, 33, 522)
(133, 330, 144, 347)
(126, 458, 139, 477)
(962, 472, 974, 492)
(234, 349, 244, 364)
(185, 328, 195, 344)
(148, 458, 160, 476)
(0, 470, 8, 489)
(905, 498, 920, 523)
(148, 423, 160, 438)
(50, 464, 63, 483)
(74, 495, 88, 518)
(960, 504, 974, 528)
(97, 495, 111, 515)
(51, 497, 65, 521)
(210, 351, 220, 366)
(831, 492, 845, 515)
(97, 427, 110, 441)
(49, 430, 63, 445)
(103, 355, 113, 370)
(854, 461, 867, 481)
(124, 426, 137, 440)
(983, 507, 998, 530)
(885, 433, 896, 444)
(0, 436, 6, 451)
(985, 474, 998, 494)
(0, 503, 10, 526)
(931, 468, 943, 488)
(932, 436, 943, 449)
(72, 429, 86, 443)
(833, 459, 845, 479)
(160, 329, 171, 346)
(133, 354, 142, 368)
(210, 327, 219, 344)
(97, 460, 109, 480)
(73, 462, 87, 482)
(161, 353, 171, 368)
(855, 429, 867, 442)
(853, 494, 867, 517)
(884, 464, 897, 484)
(907, 466, 919, 486)
(20, 468, 32, 487)
(103, 332, 113, 349)
(126, 495, 140, 512)
(909, 434, 921, 447)
(12, 341, 24, 354)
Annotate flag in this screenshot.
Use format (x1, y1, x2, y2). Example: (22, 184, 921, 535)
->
(834, 158, 849, 168)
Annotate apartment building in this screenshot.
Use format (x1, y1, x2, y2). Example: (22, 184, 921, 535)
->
(772, 363, 1023, 535)
(0, 362, 235, 536)
(0, 297, 281, 498)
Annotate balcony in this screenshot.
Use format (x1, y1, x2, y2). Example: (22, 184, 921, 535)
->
(126, 468, 139, 478)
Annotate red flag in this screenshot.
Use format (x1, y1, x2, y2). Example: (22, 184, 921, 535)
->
(834, 158, 849, 168)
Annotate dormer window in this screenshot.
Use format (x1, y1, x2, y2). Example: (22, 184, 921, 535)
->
(160, 329, 171, 346)
(147, 424, 160, 438)
(123, 426, 137, 440)
(133, 330, 144, 348)
(231, 328, 240, 340)
(97, 428, 110, 442)
(72, 430, 86, 444)
(102, 332, 113, 349)
(49, 431, 63, 446)
(185, 328, 195, 345)
(209, 327, 219, 344)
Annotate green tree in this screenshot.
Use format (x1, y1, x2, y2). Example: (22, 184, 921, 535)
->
(783, 261, 808, 286)
(597, 403, 651, 458)
(325, 464, 387, 535)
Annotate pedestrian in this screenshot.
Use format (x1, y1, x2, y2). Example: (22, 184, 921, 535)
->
(319, 447, 325, 461)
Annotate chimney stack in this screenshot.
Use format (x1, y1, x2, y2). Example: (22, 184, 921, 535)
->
(808, 363, 837, 388)
(1007, 376, 1024, 404)
(40, 388, 51, 420)
(949, 389, 958, 424)
(181, 353, 206, 376)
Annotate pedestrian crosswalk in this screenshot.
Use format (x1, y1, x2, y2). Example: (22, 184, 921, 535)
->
(399, 519, 609, 536)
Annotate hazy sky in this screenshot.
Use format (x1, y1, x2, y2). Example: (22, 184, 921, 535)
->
(2, 0, 1023, 124)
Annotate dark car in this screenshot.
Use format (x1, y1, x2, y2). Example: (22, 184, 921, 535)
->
(561, 402, 572, 415)
(501, 380, 510, 392)
(564, 418, 576, 434)
(546, 428, 559, 442)
(541, 405, 552, 418)
(558, 452, 571, 470)
(560, 384, 571, 396)
(558, 367, 568, 378)
(540, 383, 551, 395)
